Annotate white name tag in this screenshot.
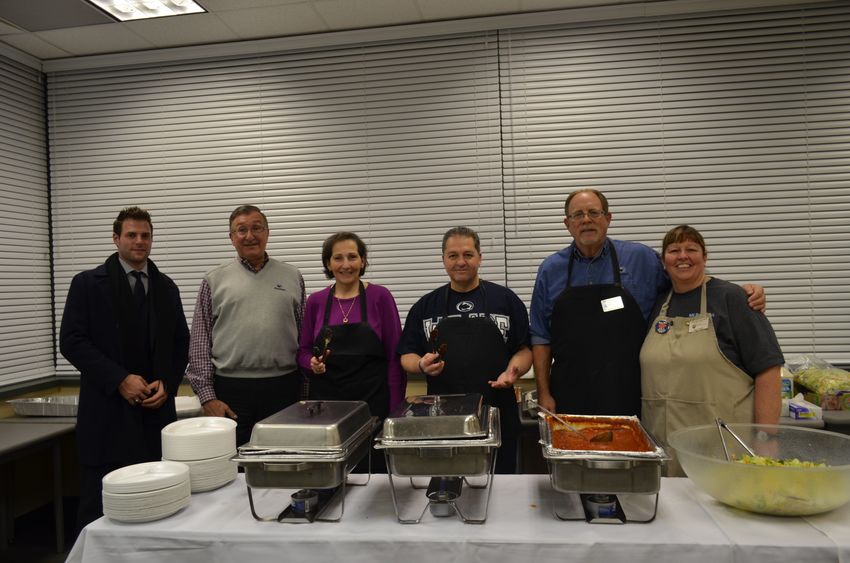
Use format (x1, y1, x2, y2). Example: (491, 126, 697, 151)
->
(600, 296, 624, 312)
(688, 317, 710, 333)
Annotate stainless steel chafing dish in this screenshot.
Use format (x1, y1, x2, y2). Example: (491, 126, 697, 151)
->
(232, 400, 376, 522)
(538, 413, 669, 523)
(540, 414, 667, 494)
(374, 393, 500, 524)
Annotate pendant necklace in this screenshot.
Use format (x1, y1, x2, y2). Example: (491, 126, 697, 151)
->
(337, 294, 357, 323)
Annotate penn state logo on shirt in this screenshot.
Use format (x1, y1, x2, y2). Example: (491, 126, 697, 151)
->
(654, 319, 671, 334)
(456, 301, 475, 313)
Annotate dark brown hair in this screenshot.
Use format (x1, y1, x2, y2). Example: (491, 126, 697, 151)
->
(442, 226, 481, 254)
(113, 206, 152, 236)
(661, 224, 707, 256)
(322, 232, 368, 279)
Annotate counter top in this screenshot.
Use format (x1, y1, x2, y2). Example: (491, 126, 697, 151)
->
(67, 474, 850, 563)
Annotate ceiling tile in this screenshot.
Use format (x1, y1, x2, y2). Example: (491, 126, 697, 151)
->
(125, 13, 240, 48)
(519, 0, 614, 9)
(216, 4, 328, 39)
(0, 19, 24, 34)
(0, 0, 113, 32)
(200, 0, 309, 9)
(0, 33, 73, 59)
(35, 24, 154, 56)
(313, 0, 422, 29)
(416, 0, 522, 20)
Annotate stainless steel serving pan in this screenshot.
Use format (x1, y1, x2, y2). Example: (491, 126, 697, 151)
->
(7, 396, 78, 417)
(539, 414, 668, 494)
(376, 406, 501, 477)
(233, 400, 375, 489)
(381, 393, 487, 440)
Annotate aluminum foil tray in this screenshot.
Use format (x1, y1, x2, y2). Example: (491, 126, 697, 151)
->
(539, 414, 668, 495)
(8, 396, 78, 417)
(382, 393, 486, 440)
(246, 400, 372, 450)
(376, 407, 501, 477)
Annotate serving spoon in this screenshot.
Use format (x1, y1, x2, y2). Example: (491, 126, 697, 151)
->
(535, 402, 613, 443)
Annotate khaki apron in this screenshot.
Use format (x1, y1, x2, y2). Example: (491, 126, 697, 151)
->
(640, 277, 754, 477)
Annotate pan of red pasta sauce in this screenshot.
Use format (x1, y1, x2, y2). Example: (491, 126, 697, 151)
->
(549, 416, 654, 452)
(538, 415, 668, 494)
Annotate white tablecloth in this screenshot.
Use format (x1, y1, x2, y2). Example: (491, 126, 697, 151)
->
(67, 474, 850, 563)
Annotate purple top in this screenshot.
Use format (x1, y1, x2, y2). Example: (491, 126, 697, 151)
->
(297, 283, 406, 411)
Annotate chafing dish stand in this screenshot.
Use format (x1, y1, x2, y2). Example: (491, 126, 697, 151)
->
(375, 394, 501, 524)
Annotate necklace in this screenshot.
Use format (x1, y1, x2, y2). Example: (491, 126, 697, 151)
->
(336, 295, 357, 323)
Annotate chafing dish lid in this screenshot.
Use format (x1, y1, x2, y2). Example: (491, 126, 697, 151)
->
(246, 400, 371, 450)
(382, 393, 487, 440)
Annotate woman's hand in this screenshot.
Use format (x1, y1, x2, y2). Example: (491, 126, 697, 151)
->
(310, 352, 330, 374)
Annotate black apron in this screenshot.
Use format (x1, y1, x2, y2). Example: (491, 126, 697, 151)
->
(428, 284, 520, 473)
(549, 243, 645, 416)
(308, 282, 390, 420)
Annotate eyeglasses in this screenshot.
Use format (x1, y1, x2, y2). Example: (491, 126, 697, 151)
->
(231, 224, 267, 237)
(567, 210, 607, 222)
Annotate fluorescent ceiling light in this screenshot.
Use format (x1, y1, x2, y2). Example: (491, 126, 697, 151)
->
(86, 0, 206, 22)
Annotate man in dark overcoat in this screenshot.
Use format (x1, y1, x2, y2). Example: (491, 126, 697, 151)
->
(60, 206, 189, 534)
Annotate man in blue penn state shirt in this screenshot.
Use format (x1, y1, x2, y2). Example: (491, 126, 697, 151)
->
(530, 189, 764, 416)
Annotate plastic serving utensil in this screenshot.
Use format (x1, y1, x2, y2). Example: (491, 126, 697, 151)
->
(535, 402, 613, 443)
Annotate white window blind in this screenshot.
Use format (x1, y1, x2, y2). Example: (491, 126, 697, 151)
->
(48, 33, 504, 376)
(501, 2, 850, 363)
(0, 54, 53, 384)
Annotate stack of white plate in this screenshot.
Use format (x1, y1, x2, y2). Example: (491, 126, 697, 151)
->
(175, 395, 202, 418)
(161, 417, 237, 493)
(102, 461, 191, 523)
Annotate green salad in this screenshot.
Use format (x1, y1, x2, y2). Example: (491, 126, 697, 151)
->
(735, 454, 826, 468)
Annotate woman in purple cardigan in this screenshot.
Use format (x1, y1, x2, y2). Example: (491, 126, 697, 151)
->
(297, 232, 405, 421)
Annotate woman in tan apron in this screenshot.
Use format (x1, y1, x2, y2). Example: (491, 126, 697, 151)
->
(640, 225, 782, 477)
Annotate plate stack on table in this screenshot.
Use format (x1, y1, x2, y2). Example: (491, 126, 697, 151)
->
(102, 461, 191, 523)
(174, 395, 202, 418)
(161, 417, 238, 492)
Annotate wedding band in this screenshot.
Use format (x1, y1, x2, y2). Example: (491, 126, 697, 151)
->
(134, 399, 140, 404)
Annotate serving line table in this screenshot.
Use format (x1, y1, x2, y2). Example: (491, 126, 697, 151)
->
(0, 419, 76, 553)
(67, 474, 850, 563)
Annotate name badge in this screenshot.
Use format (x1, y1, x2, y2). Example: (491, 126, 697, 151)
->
(600, 296, 624, 312)
(688, 317, 710, 333)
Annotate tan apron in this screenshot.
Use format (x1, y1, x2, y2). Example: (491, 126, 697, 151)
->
(640, 278, 754, 477)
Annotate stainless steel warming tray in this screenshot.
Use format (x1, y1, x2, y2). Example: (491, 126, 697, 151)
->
(382, 393, 487, 440)
(234, 400, 374, 489)
(8, 396, 78, 417)
(375, 394, 500, 477)
(539, 414, 668, 495)
(232, 400, 375, 522)
(376, 394, 501, 524)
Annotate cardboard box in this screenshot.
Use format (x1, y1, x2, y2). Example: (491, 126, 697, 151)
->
(803, 390, 850, 411)
(788, 397, 823, 420)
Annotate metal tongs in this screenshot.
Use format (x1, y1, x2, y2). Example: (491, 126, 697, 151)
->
(533, 400, 613, 443)
(715, 418, 755, 461)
